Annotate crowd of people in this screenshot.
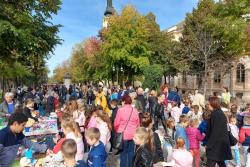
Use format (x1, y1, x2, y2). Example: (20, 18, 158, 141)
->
(0, 83, 249, 167)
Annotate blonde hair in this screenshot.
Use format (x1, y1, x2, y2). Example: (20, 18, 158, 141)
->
(189, 118, 199, 127)
(166, 117, 175, 128)
(61, 139, 77, 159)
(85, 127, 100, 140)
(61, 115, 81, 138)
(135, 127, 152, 150)
(96, 110, 112, 131)
(176, 137, 185, 149)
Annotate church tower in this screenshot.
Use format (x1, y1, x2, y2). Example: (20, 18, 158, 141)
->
(103, 0, 115, 28)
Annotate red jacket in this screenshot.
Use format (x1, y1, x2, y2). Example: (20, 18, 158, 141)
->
(53, 137, 66, 154)
(239, 126, 250, 146)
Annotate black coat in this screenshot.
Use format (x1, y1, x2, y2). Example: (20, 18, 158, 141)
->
(136, 95, 146, 112)
(133, 145, 153, 167)
(152, 132, 164, 163)
(23, 107, 38, 122)
(206, 109, 232, 161)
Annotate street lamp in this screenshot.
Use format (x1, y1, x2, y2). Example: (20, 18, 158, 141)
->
(112, 65, 124, 86)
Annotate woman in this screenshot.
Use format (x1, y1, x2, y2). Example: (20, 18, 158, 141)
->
(114, 94, 140, 167)
(206, 96, 232, 167)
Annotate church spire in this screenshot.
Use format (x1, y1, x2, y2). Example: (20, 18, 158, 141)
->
(104, 0, 115, 16)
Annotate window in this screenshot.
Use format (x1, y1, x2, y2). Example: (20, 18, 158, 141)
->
(236, 64, 245, 83)
(214, 72, 221, 83)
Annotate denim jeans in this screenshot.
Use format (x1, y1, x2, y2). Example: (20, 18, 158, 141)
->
(120, 140, 135, 167)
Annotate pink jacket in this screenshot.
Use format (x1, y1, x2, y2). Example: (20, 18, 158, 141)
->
(87, 115, 97, 129)
(186, 127, 205, 149)
(96, 121, 111, 146)
(114, 105, 140, 140)
(172, 149, 193, 167)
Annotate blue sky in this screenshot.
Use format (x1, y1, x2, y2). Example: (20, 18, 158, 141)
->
(48, 0, 199, 76)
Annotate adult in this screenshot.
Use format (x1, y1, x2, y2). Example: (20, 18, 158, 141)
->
(93, 86, 111, 117)
(192, 89, 205, 112)
(221, 87, 231, 105)
(161, 84, 169, 108)
(206, 96, 232, 167)
(0, 92, 16, 121)
(136, 88, 146, 113)
(114, 94, 140, 167)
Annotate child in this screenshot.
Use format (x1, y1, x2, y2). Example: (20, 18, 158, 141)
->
(23, 98, 38, 121)
(61, 139, 87, 167)
(198, 110, 211, 146)
(85, 127, 107, 167)
(75, 99, 86, 132)
(171, 101, 182, 124)
(163, 137, 193, 167)
(96, 110, 112, 152)
(53, 115, 84, 161)
(163, 117, 176, 161)
(175, 114, 189, 150)
(141, 112, 164, 164)
(133, 127, 153, 167)
(182, 99, 190, 115)
(186, 119, 205, 167)
(189, 105, 202, 121)
(0, 112, 47, 167)
(110, 99, 118, 152)
(228, 115, 241, 167)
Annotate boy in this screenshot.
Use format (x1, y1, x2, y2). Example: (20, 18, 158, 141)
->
(0, 111, 47, 167)
(175, 114, 189, 150)
(189, 105, 202, 121)
(85, 127, 107, 167)
(61, 139, 87, 167)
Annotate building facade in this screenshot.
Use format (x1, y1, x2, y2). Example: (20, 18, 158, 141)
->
(166, 22, 250, 101)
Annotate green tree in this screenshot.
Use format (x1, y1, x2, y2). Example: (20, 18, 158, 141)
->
(0, 0, 61, 87)
(143, 64, 163, 89)
(101, 6, 151, 81)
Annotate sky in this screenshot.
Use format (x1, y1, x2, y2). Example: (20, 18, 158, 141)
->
(48, 0, 199, 76)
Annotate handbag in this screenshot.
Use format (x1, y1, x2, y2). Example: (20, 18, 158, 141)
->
(113, 108, 134, 150)
(228, 127, 237, 146)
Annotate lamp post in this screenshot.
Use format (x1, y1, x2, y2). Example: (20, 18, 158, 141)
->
(112, 65, 124, 86)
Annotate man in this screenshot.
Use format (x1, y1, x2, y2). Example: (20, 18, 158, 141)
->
(0, 92, 16, 120)
(192, 89, 205, 112)
(0, 112, 47, 167)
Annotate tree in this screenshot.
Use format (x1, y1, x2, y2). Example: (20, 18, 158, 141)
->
(179, 0, 249, 95)
(101, 6, 151, 81)
(143, 64, 163, 89)
(0, 0, 61, 87)
(52, 60, 71, 83)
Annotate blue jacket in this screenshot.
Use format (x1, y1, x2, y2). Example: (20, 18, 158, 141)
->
(87, 141, 107, 167)
(175, 124, 189, 150)
(0, 126, 47, 167)
(198, 120, 208, 146)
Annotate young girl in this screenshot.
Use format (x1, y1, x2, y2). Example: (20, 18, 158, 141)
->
(164, 137, 193, 167)
(75, 99, 86, 132)
(141, 112, 164, 164)
(186, 119, 205, 167)
(133, 127, 153, 167)
(52, 114, 84, 161)
(228, 115, 240, 167)
(171, 101, 182, 124)
(96, 109, 112, 152)
(163, 117, 176, 161)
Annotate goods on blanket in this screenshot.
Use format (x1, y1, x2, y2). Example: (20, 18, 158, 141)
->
(50, 112, 57, 118)
(20, 157, 32, 167)
(26, 118, 35, 128)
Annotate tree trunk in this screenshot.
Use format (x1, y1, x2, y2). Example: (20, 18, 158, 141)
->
(203, 55, 207, 96)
